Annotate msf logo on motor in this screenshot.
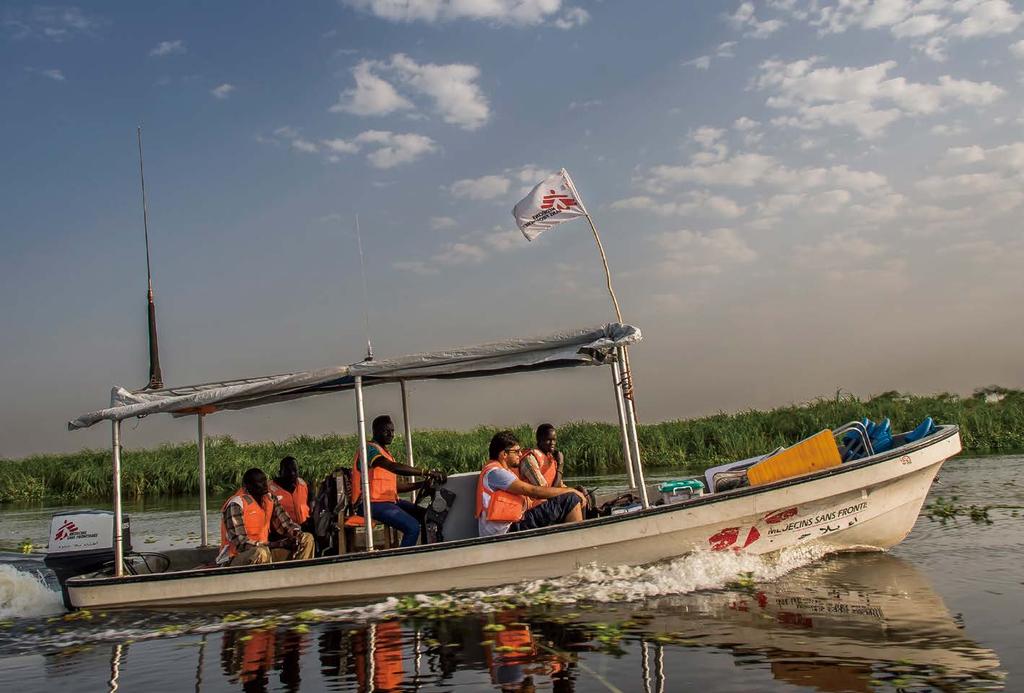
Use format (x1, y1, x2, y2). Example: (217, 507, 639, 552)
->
(53, 519, 98, 542)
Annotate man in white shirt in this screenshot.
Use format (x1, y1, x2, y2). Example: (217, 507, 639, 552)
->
(477, 430, 587, 537)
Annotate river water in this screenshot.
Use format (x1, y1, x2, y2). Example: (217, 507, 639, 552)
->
(0, 455, 1021, 692)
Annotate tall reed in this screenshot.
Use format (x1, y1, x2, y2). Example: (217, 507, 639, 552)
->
(2, 389, 1021, 503)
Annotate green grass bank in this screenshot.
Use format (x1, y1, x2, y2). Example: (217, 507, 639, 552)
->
(2, 389, 1022, 504)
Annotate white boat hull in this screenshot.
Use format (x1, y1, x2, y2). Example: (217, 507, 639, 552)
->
(66, 428, 960, 610)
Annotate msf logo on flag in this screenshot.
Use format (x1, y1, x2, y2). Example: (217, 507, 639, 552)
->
(513, 169, 588, 241)
(54, 519, 80, 541)
(540, 190, 578, 213)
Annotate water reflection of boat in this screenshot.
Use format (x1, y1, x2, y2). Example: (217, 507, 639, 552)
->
(34, 553, 1000, 692)
(59, 325, 963, 610)
(583, 553, 1002, 691)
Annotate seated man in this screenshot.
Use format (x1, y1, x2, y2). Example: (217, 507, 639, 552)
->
(518, 423, 566, 507)
(351, 415, 446, 548)
(269, 455, 311, 529)
(219, 468, 315, 566)
(477, 431, 588, 537)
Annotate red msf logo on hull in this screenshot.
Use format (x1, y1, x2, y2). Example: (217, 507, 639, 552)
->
(709, 526, 761, 551)
(54, 520, 80, 541)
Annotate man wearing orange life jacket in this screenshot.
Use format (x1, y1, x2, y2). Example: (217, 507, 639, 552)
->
(477, 431, 588, 537)
(351, 415, 447, 548)
(219, 467, 315, 566)
(269, 456, 311, 528)
(518, 424, 566, 508)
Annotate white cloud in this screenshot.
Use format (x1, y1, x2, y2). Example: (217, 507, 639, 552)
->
(149, 40, 186, 57)
(388, 54, 490, 130)
(728, 2, 786, 38)
(916, 171, 1018, 196)
(683, 41, 737, 70)
(332, 55, 490, 130)
(4, 7, 101, 41)
(770, 1, 1022, 61)
(756, 58, 1004, 137)
(653, 228, 757, 276)
(940, 141, 1024, 170)
(354, 130, 437, 168)
(291, 138, 319, 153)
(643, 151, 888, 195)
(552, 6, 590, 29)
(344, 0, 589, 28)
(949, 0, 1022, 38)
(330, 60, 413, 116)
(930, 122, 968, 135)
(430, 216, 458, 230)
(891, 13, 949, 37)
(450, 174, 511, 200)
(734, 116, 759, 131)
(321, 137, 360, 154)
(29, 67, 66, 81)
(1011, 40, 1024, 59)
(210, 83, 235, 99)
(610, 192, 746, 219)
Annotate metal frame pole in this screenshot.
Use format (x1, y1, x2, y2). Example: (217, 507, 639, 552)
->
(611, 361, 635, 488)
(355, 375, 374, 550)
(619, 347, 649, 507)
(197, 414, 208, 547)
(400, 381, 414, 468)
(111, 420, 124, 577)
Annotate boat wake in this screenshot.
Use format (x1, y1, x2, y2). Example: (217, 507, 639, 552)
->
(0, 545, 829, 653)
(0, 565, 63, 619)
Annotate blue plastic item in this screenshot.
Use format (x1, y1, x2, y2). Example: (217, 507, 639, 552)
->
(871, 418, 893, 454)
(905, 417, 935, 443)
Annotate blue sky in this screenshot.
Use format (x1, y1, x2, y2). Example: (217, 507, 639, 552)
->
(2, 1, 1022, 458)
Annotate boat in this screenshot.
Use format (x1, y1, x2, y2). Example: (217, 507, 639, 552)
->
(53, 323, 961, 610)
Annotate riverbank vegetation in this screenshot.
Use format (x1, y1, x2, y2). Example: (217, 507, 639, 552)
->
(2, 388, 1021, 503)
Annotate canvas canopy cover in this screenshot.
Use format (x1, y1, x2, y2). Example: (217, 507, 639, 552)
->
(68, 323, 641, 430)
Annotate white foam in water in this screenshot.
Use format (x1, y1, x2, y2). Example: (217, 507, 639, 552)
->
(0, 565, 64, 619)
(8, 545, 831, 649)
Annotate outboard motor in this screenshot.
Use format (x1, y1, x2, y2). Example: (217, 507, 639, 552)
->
(44, 510, 131, 607)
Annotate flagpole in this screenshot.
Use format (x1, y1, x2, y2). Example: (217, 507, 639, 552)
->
(562, 171, 637, 402)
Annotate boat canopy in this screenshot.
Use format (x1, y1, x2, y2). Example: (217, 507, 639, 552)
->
(68, 323, 641, 430)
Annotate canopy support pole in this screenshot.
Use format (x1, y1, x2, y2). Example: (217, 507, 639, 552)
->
(111, 420, 124, 577)
(619, 347, 649, 507)
(611, 360, 635, 488)
(355, 375, 374, 551)
(197, 414, 208, 547)
(400, 381, 414, 468)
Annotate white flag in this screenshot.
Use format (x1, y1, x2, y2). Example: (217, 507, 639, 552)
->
(512, 168, 588, 241)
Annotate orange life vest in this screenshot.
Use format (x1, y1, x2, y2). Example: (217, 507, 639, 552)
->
(220, 488, 274, 557)
(238, 629, 275, 684)
(269, 477, 310, 524)
(476, 461, 528, 523)
(354, 621, 405, 692)
(351, 443, 399, 503)
(519, 449, 559, 508)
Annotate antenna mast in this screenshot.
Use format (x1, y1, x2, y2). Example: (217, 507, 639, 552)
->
(137, 126, 164, 389)
(354, 214, 373, 361)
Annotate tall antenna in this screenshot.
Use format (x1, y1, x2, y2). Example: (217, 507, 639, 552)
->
(354, 214, 373, 361)
(137, 126, 164, 389)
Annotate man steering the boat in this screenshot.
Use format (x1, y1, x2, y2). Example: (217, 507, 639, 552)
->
(351, 414, 447, 548)
(219, 467, 315, 565)
(517, 424, 566, 505)
(477, 431, 588, 537)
